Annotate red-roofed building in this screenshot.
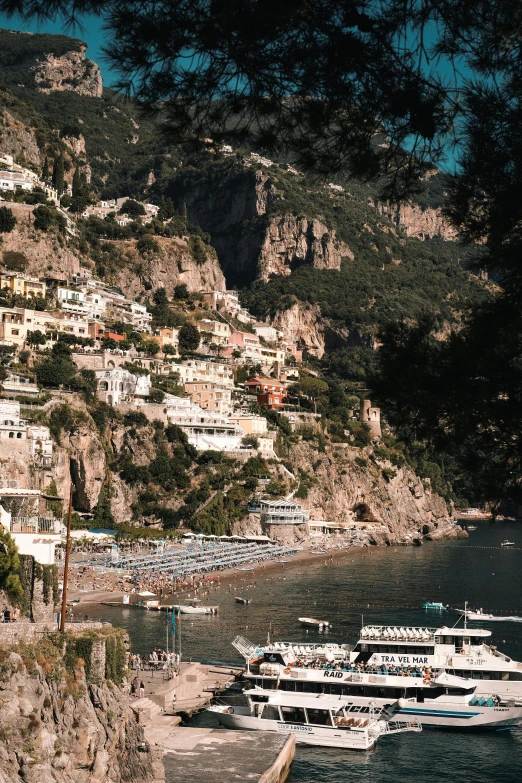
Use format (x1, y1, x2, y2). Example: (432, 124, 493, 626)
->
(244, 377, 287, 409)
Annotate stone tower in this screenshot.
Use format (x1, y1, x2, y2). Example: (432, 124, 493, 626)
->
(359, 399, 381, 439)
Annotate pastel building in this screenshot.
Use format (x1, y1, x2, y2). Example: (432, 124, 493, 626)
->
(163, 395, 243, 451)
(244, 377, 287, 409)
(184, 380, 232, 415)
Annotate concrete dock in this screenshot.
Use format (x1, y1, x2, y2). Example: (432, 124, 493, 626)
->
(129, 661, 295, 782)
(151, 726, 295, 783)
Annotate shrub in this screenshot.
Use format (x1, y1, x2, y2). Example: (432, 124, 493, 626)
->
(0, 206, 16, 233)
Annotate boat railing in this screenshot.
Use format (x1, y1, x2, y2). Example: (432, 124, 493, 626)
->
(384, 718, 422, 735)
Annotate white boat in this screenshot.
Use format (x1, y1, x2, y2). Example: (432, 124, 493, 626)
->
(208, 691, 421, 749)
(173, 604, 218, 615)
(143, 600, 160, 610)
(231, 617, 522, 719)
(456, 607, 522, 622)
(299, 617, 330, 629)
(467, 525, 477, 530)
(501, 540, 515, 547)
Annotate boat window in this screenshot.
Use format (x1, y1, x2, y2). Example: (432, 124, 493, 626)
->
(281, 706, 306, 724)
(350, 706, 361, 712)
(358, 706, 370, 713)
(471, 637, 484, 645)
(306, 709, 332, 726)
(509, 673, 522, 681)
(261, 705, 281, 720)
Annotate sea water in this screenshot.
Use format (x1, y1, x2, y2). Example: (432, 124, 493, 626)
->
(88, 520, 522, 782)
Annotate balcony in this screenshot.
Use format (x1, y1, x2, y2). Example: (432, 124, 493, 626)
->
(10, 517, 62, 535)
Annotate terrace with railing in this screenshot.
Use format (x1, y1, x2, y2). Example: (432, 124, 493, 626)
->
(10, 517, 62, 534)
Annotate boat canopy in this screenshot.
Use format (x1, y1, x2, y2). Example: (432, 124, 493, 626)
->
(246, 689, 353, 711)
(435, 626, 491, 638)
(433, 671, 475, 688)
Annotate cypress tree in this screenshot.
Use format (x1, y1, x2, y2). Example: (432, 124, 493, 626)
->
(41, 156, 49, 180)
(52, 152, 65, 195)
(72, 164, 81, 197)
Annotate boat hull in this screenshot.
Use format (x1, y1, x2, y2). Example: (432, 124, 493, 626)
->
(211, 711, 376, 749)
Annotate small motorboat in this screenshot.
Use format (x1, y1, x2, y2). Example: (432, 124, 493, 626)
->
(456, 607, 503, 621)
(299, 617, 330, 629)
(467, 525, 477, 530)
(422, 602, 448, 610)
(173, 602, 218, 615)
(500, 540, 515, 547)
(143, 600, 161, 610)
(235, 597, 251, 605)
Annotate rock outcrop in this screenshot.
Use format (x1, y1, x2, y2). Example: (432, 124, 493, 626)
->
(108, 236, 225, 299)
(33, 47, 102, 98)
(379, 202, 458, 241)
(0, 638, 152, 783)
(1, 204, 81, 280)
(287, 441, 464, 544)
(0, 111, 41, 168)
(257, 214, 353, 281)
(171, 166, 352, 285)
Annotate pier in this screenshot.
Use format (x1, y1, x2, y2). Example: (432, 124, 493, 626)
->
(130, 661, 295, 782)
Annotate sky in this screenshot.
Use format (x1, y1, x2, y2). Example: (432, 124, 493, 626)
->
(0, 13, 115, 85)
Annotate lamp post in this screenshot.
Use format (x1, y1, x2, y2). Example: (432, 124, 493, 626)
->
(59, 486, 73, 633)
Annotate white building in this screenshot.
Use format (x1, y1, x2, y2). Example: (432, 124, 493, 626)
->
(260, 499, 310, 526)
(0, 170, 34, 192)
(163, 395, 243, 451)
(253, 322, 279, 343)
(95, 368, 151, 406)
(56, 287, 85, 306)
(0, 487, 61, 565)
(0, 401, 52, 465)
(175, 359, 234, 387)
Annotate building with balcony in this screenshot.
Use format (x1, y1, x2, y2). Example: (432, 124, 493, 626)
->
(175, 359, 234, 387)
(1, 372, 40, 396)
(0, 401, 53, 463)
(184, 380, 232, 415)
(198, 318, 231, 346)
(163, 395, 243, 451)
(95, 367, 151, 406)
(244, 377, 287, 409)
(260, 499, 310, 526)
(0, 272, 46, 299)
(228, 414, 268, 436)
(0, 487, 61, 564)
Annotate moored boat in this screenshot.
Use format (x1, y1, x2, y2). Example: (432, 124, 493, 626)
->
(236, 597, 251, 605)
(500, 540, 515, 547)
(208, 691, 421, 749)
(423, 602, 448, 610)
(299, 617, 330, 630)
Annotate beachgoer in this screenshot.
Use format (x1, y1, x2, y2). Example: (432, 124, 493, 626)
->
(139, 681, 145, 698)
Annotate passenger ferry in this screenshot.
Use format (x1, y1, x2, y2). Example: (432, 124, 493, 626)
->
(209, 690, 422, 749)
(232, 624, 522, 728)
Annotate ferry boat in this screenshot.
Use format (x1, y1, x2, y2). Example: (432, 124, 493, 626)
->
(423, 602, 448, 610)
(232, 621, 522, 724)
(208, 691, 422, 749)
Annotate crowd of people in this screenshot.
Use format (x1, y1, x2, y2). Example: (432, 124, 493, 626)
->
(130, 648, 180, 674)
(289, 658, 435, 680)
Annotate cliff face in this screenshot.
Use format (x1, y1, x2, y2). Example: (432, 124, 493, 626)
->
(257, 214, 352, 281)
(32, 47, 102, 98)
(1, 204, 81, 280)
(108, 236, 225, 299)
(288, 440, 463, 543)
(0, 111, 41, 168)
(0, 643, 152, 783)
(173, 167, 352, 286)
(379, 202, 458, 241)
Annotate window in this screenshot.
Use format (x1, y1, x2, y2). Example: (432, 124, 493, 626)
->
(306, 709, 332, 726)
(16, 432, 22, 439)
(261, 705, 281, 720)
(11, 329, 19, 336)
(281, 706, 306, 724)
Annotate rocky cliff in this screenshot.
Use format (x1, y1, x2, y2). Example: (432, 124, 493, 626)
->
(272, 300, 356, 358)
(106, 236, 225, 299)
(379, 202, 458, 241)
(0, 111, 41, 168)
(33, 48, 102, 98)
(170, 166, 352, 285)
(290, 440, 458, 541)
(0, 633, 152, 783)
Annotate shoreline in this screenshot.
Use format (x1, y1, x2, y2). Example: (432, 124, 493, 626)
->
(69, 527, 462, 612)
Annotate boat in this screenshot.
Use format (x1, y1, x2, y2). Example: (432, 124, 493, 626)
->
(142, 600, 161, 610)
(299, 617, 330, 630)
(208, 691, 421, 749)
(173, 601, 218, 615)
(235, 597, 251, 605)
(467, 525, 477, 530)
(455, 607, 522, 622)
(422, 602, 448, 610)
(230, 616, 522, 719)
(500, 540, 515, 547)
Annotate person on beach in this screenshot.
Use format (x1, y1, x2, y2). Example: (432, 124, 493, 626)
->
(139, 681, 145, 698)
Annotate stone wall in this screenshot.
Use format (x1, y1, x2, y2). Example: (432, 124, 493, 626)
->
(0, 621, 104, 644)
